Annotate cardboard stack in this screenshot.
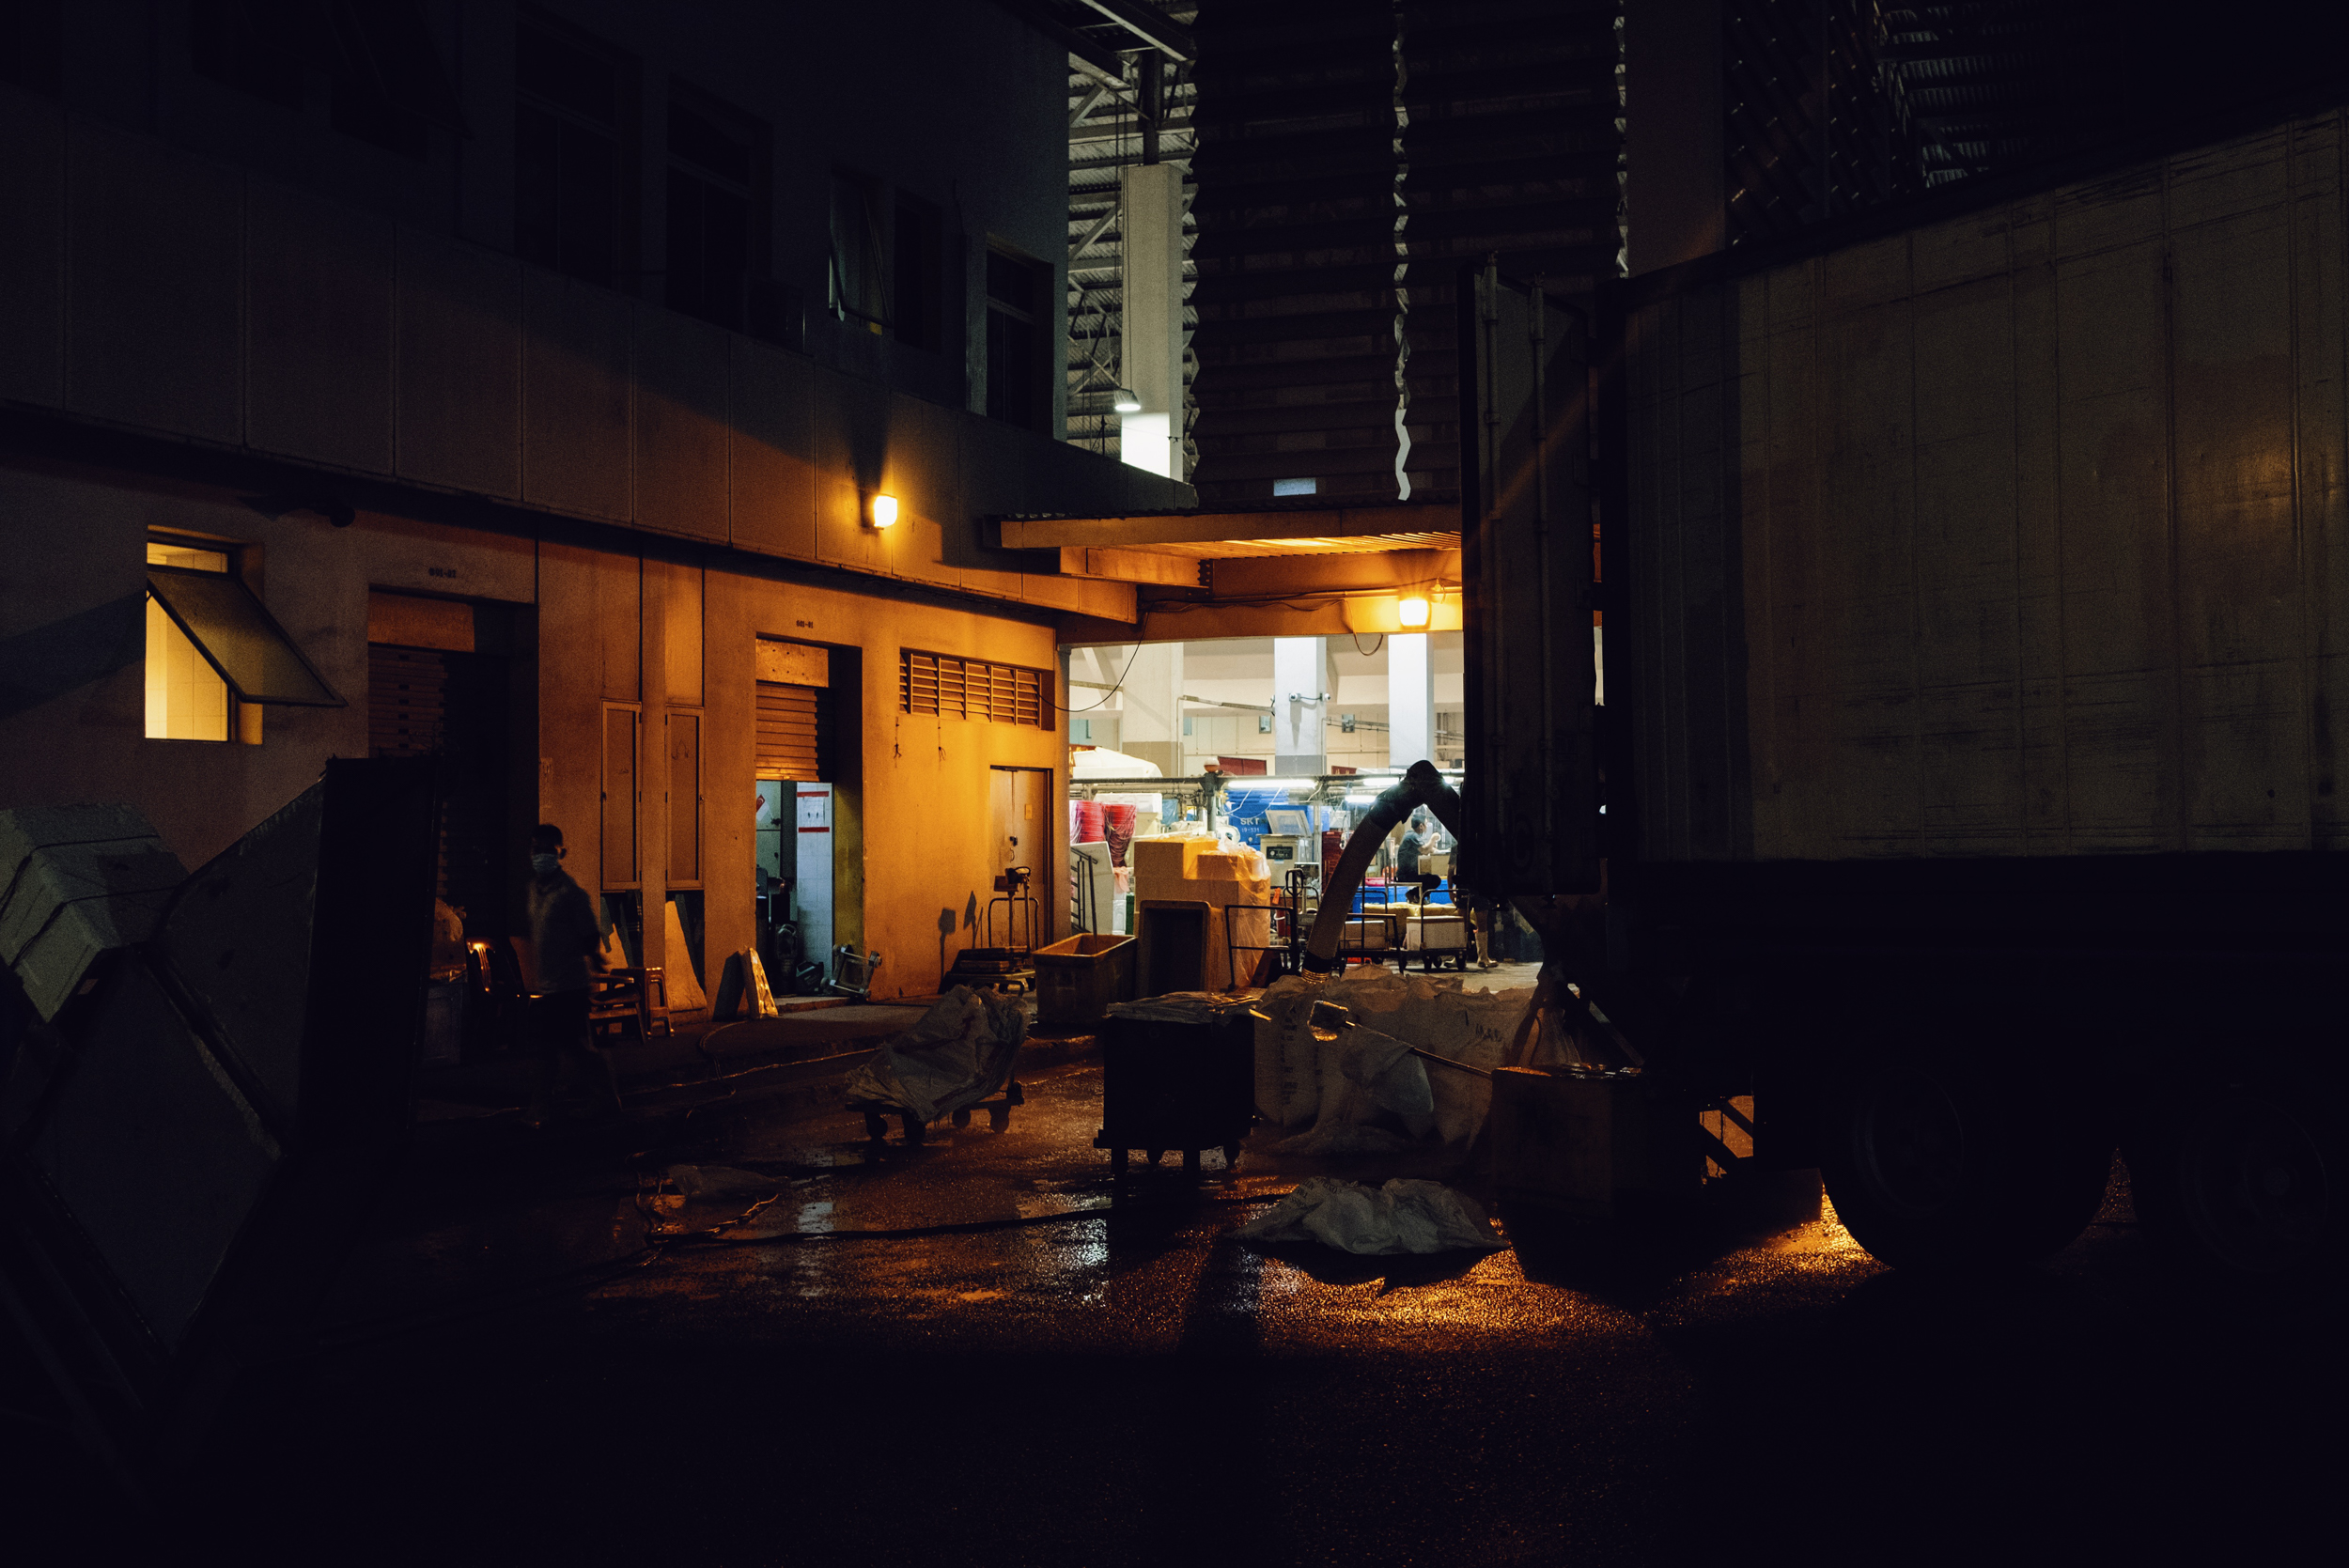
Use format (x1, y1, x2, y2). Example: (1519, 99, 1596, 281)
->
(1129, 834, 1271, 992)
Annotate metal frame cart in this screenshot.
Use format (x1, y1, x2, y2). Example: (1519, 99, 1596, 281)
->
(861, 1079, 1026, 1144)
(1221, 866, 1318, 988)
(943, 864, 1042, 993)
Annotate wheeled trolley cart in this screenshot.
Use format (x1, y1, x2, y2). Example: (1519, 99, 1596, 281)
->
(845, 986, 1029, 1147)
(1094, 999, 1258, 1179)
(861, 1078, 1025, 1144)
(946, 866, 1043, 993)
(942, 947, 1036, 994)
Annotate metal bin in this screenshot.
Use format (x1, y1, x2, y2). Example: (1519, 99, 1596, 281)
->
(1094, 1001, 1256, 1178)
(1032, 933, 1137, 1027)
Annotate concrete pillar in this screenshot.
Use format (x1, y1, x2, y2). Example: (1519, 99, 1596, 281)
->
(1118, 163, 1185, 480)
(1388, 632, 1435, 768)
(1117, 642, 1186, 776)
(1624, 0, 1725, 274)
(1272, 636, 1327, 777)
(635, 552, 664, 976)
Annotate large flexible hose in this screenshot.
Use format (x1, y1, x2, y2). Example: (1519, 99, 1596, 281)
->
(1300, 759, 1467, 973)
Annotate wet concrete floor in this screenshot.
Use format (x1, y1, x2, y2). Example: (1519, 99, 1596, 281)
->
(53, 1056, 2339, 1564)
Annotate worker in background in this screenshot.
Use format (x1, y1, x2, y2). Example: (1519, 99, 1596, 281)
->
(1460, 883, 1500, 970)
(1396, 812, 1443, 905)
(526, 823, 621, 1126)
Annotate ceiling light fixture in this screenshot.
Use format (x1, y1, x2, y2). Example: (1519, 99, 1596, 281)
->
(1112, 386, 1143, 413)
(1398, 596, 1431, 629)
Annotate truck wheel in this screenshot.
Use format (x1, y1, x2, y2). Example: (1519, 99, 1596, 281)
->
(1821, 1055, 2109, 1271)
(2127, 1087, 2335, 1281)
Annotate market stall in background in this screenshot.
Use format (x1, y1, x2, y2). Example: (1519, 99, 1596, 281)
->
(1066, 762, 1470, 986)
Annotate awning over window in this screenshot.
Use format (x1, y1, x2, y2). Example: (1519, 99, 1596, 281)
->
(146, 567, 343, 707)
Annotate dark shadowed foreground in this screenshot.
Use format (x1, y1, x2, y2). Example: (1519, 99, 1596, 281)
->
(15, 1059, 2330, 1566)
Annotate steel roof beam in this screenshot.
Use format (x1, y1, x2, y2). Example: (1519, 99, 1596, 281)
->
(1075, 0, 1196, 61)
(988, 0, 1124, 78)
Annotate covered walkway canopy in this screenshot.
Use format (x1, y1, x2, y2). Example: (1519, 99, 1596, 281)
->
(1000, 502, 1463, 643)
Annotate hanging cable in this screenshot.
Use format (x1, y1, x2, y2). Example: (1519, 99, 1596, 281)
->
(1061, 640, 1145, 715)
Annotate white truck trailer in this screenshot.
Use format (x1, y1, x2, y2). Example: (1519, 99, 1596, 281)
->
(1458, 102, 2345, 1278)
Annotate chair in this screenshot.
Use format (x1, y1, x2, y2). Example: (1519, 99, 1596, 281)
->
(828, 946, 882, 1001)
(589, 966, 669, 1045)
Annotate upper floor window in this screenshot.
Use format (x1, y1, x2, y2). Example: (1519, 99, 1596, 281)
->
(0, 0, 63, 96)
(145, 533, 342, 743)
(191, 0, 305, 110)
(190, 0, 454, 159)
(829, 169, 886, 334)
(147, 536, 241, 742)
(328, 0, 459, 160)
(894, 192, 944, 354)
(985, 247, 1050, 432)
(665, 85, 767, 333)
(516, 16, 635, 287)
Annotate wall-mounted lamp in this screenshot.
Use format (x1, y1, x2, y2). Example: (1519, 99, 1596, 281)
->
(866, 492, 899, 529)
(1398, 595, 1431, 629)
(1112, 387, 1143, 413)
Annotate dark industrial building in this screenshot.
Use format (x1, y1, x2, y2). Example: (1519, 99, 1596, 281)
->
(1, 2, 2339, 1559)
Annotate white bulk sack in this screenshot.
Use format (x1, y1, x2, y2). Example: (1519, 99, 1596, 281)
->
(1253, 968, 1534, 1148)
(1331, 968, 1533, 1146)
(1252, 971, 1337, 1126)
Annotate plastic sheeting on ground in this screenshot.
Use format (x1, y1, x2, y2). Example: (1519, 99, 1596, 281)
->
(643, 1165, 786, 1240)
(841, 986, 1028, 1125)
(1235, 1177, 1506, 1255)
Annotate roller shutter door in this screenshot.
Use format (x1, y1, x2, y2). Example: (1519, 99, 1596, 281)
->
(368, 643, 507, 924)
(368, 645, 446, 756)
(755, 681, 831, 780)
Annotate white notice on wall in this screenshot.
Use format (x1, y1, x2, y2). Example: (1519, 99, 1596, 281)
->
(797, 790, 829, 830)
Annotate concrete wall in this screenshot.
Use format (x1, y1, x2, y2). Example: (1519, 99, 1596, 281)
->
(0, 86, 1180, 619)
(41, 1, 1070, 422)
(0, 14, 1183, 1003)
(0, 466, 375, 859)
(1628, 113, 2349, 861)
(0, 459, 1069, 1001)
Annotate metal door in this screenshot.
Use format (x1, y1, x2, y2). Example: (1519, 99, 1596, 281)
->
(794, 783, 833, 969)
(988, 768, 1048, 883)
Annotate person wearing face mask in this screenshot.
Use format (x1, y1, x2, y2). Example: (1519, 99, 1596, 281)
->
(526, 823, 621, 1125)
(1395, 813, 1443, 905)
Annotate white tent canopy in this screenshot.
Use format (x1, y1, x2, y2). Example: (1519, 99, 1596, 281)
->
(1070, 746, 1163, 780)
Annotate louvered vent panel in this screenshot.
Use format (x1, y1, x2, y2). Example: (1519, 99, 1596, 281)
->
(902, 653, 940, 716)
(898, 651, 1049, 727)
